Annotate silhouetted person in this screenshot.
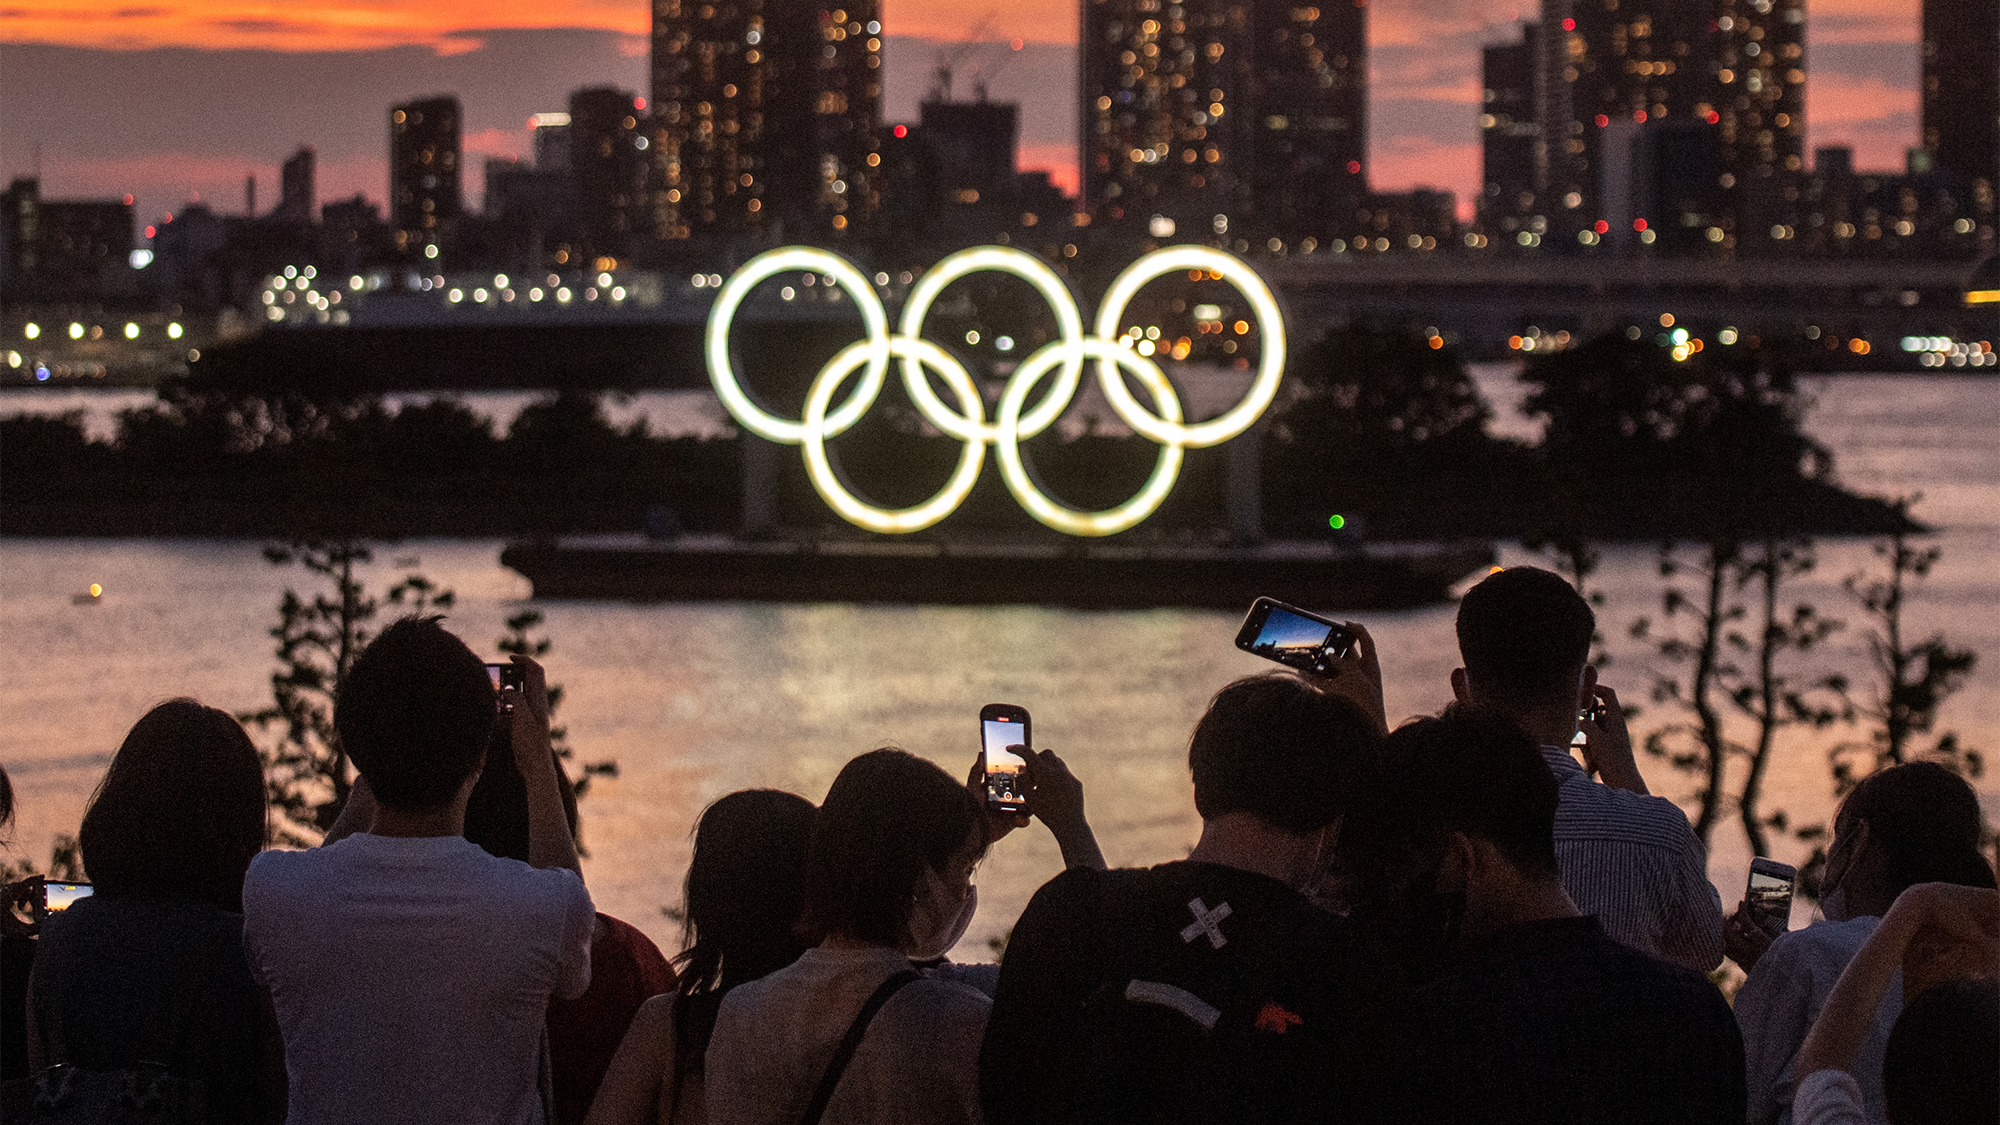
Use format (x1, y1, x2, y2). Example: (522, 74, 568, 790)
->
(1788, 882, 1998, 1125)
(585, 789, 819, 1125)
(244, 618, 593, 1125)
(1341, 706, 1745, 1125)
(25, 700, 283, 1122)
(1731, 762, 1997, 1125)
(705, 749, 995, 1125)
(459, 736, 677, 1125)
(1452, 566, 1724, 971)
(981, 672, 1395, 1125)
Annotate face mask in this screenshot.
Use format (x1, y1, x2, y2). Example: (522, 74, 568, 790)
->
(906, 867, 978, 962)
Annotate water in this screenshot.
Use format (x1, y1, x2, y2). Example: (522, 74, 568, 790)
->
(2, 373, 1995, 959)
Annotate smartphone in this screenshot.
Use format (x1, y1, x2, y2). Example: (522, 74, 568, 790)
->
(1235, 597, 1356, 675)
(980, 704, 1031, 815)
(37, 881, 94, 921)
(1745, 858, 1797, 936)
(486, 662, 525, 694)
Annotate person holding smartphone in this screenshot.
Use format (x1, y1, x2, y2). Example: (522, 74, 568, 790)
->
(981, 673, 1395, 1125)
(243, 617, 594, 1125)
(22, 700, 283, 1123)
(1451, 567, 1725, 974)
(1731, 762, 1996, 1125)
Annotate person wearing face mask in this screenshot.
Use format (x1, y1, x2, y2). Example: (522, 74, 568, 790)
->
(704, 747, 1096, 1125)
(1729, 762, 1996, 1125)
(980, 672, 1398, 1125)
(1339, 706, 1745, 1125)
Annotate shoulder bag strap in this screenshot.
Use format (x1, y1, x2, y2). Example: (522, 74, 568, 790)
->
(795, 968, 921, 1125)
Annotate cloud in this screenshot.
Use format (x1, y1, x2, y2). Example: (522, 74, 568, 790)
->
(207, 17, 327, 35)
(0, 2, 646, 51)
(1806, 0, 1919, 46)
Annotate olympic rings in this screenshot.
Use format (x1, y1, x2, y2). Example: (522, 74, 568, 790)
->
(705, 243, 1286, 537)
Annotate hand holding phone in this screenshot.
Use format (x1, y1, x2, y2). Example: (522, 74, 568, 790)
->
(1745, 858, 1797, 936)
(1235, 598, 1356, 675)
(37, 880, 94, 922)
(486, 661, 526, 709)
(1235, 599, 1386, 733)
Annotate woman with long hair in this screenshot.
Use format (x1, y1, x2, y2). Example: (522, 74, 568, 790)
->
(1731, 761, 1997, 1125)
(24, 699, 282, 1122)
(586, 789, 819, 1125)
(703, 749, 993, 1125)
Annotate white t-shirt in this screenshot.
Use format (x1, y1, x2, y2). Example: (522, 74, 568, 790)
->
(243, 833, 595, 1125)
(705, 945, 990, 1125)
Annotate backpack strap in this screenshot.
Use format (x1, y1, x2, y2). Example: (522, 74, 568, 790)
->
(795, 968, 921, 1125)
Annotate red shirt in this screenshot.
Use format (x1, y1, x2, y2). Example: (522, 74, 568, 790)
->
(547, 913, 678, 1125)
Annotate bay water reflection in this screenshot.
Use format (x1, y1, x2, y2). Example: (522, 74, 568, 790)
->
(2, 373, 1994, 960)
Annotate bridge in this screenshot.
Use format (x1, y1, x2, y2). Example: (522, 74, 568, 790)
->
(1263, 255, 1996, 354)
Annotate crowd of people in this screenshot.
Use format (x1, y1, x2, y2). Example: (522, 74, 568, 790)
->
(1, 567, 1994, 1125)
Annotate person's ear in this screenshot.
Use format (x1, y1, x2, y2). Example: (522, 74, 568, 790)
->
(1450, 667, 1472, 704)
(1436, 832, 1475, 894)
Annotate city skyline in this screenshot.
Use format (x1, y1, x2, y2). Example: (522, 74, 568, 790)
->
(0, 0, 1932, 230)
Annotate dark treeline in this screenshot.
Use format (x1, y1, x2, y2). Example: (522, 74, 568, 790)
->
(0, 327, 1914, 541)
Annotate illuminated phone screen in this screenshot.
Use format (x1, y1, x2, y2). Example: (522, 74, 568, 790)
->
(44, 883, 94, 912)
(983, 716, 1029, 810)
(1247, 607, 1348, 674)
(984, 720, 1029, 774)
(1747, 868, 1794, 932)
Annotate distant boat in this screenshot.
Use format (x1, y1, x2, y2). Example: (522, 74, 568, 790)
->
(500, 536, 1494, 611)
(71, 583, 103, 605)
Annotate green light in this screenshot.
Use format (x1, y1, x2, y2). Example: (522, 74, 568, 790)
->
(1329, 514, 1346, 530)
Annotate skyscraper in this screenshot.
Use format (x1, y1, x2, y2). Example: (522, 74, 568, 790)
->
(1078, 0, 1364, 243)
(1922, 0, 1999, 201)
(649, 0, 883, 242)
(1527, 0, 1804, 254)
(278, 147, 316, 224)
(1248, 2, 1366, 243)
(1481, 24, 1543, 239)
(389, 96, 462, 259)
(1713, 0, 1807, 247)
(1542, 0, 1718, 243)
(569, 87, 651, 263)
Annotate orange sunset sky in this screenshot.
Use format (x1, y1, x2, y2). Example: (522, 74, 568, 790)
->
(0, 0, 1924, 227)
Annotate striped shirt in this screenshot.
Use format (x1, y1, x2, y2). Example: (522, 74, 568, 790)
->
(1540, 744, 1726, 973)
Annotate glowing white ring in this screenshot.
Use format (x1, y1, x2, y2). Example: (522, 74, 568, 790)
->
(994, 339, 1185, 537)
(1095, 245, 1286, 448)
(801, 336, 987, 534)
(705, 244, 1284, 536)
(705, 247, 889, 443)
(898, 246, 1085, 442)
